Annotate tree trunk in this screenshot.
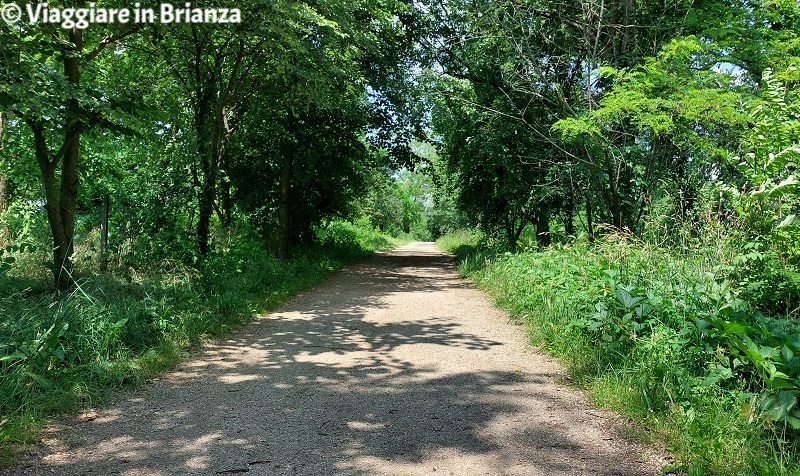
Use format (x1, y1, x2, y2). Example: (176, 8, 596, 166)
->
(606, 154, 623, 230)
(50, 28, 84, 289)
(563, 187, 575, 237)
(187, 208, 195, 234)
(196, 159, 215, 255)
(620, 0, 634, 61)
(195, 86, 233, 254)
(0, 174, 7, 216)
(533, 209, 551, 248)
(23, 25, 134, 288)
(195, 92, 216, 256)
(504, 209, 527, 249)
(0, 111, 7, 212)
(100, 194, 109, 271)
(31, 124, 72, 290)
(218, 150, 232, 231)
(277, 115, 295, 260)
(185, 31, 244, 255)
(32, 28, 84, 290)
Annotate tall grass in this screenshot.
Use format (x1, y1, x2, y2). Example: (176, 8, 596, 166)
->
(438, 230, 800, 475)
(0, 219, 401, 465)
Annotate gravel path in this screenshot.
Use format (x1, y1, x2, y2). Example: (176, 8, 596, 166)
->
(7, 242, 668, 475)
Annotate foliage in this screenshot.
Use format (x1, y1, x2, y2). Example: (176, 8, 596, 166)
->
(317, 218, 406, 255)
(426, 72, 559, 246)
(3, 0, 800, 472)
(731, 68, 800, 220)
(438, 231, 800, 474)
(0, 221, 399, 462)
(418, 0, 758, 244)
(426, 13, 800, 472)
(0, 2, 422, 460)
(357, 167, 435, 240)
(435, 228, 485, 256)
(721, 68, 800, 314)
(552, 37, 747, 234)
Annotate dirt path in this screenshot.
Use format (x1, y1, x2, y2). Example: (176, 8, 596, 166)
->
(7, 242, 667, 475)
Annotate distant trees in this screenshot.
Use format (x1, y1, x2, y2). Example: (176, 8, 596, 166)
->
(419, 0, 799, 246)
(5, 0, 798, 287)
(0, 0, 422, 287)
(359, 167, 434, 238)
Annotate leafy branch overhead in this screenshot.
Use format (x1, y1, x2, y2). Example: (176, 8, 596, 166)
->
(4, 0, 800, 472)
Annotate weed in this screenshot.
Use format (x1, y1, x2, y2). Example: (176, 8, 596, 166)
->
(0, 219, 399, 464)
(438, 231, 800, 474)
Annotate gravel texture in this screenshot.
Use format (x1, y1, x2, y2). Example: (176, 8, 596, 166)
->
(6, 242, 669, 475)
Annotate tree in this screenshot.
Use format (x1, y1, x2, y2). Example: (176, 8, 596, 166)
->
(230, 87, 374, 252)
(1, 22, 139, 289)
(219, 0, 421, 258)
(419, 0, 767, 242)
(149, 15, 262, 255)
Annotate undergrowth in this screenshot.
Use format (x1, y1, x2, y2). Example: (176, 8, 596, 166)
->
(438, 230, 800, 475)
(0, 219, 401, 465)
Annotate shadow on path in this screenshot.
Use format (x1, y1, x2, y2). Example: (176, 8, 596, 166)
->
(8, 243, 662, 476)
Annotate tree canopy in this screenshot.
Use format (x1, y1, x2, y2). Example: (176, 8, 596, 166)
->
(5, 0, 800, 471)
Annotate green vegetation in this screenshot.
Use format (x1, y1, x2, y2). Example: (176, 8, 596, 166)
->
(424, 2, 800, 471)
(3, 0, 800, 472)
(438, 229, 800, 474)
(0, 220, 403, 464)
(0, 1, 429, 460)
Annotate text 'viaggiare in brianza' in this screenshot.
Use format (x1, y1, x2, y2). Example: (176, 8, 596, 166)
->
(1, 2, 241, 29)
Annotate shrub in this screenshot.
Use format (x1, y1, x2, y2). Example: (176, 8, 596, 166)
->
(438, 231, 800, 474)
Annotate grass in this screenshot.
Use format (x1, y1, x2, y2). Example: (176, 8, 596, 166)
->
(437, 230, 800, 475)
(0, 219, 402, 466)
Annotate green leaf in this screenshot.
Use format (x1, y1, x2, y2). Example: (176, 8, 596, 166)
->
(615, 285, 642, 309)
(0, 351, 28, 363)
(694, 318, 710, 331)
(711, 319, 751, 335)
(760, 345, 779, 360)
(739, 338, 767, 363)
(24, 371, 53, 388)
(786, 414, 800, 429)
(766, 174, 800, 197)
(782, 346, 795, 363)
(777, 214, 800, 228)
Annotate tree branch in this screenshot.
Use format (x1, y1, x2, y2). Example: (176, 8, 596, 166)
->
(86, 26, 141, 62)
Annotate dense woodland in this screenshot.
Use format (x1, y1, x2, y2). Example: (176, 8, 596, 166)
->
(3, 0, 800, 473)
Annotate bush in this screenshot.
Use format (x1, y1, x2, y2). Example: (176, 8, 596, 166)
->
(316, 218, 404, 255)
(0, 220, 400, 464)
(437, 231, 800, 474)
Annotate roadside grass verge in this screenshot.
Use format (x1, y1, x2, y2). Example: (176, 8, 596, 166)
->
(0, 220, 401, 466)
(438, 230, 800, 475)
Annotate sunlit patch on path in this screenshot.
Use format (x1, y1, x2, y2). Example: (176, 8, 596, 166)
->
(9, 242, 667, 475)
